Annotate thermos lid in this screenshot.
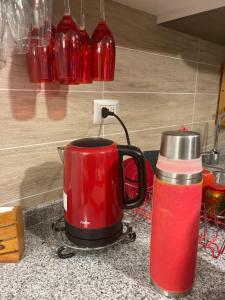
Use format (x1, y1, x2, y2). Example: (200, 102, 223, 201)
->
(160, 131, 200, 160)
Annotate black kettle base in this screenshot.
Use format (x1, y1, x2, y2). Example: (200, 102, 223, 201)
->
(64, 220, 123, 249)
(65, 227, 123, 248)
(52, 216, 136, 259)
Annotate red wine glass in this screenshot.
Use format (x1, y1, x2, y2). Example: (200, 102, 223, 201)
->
(55, 0, 83, 85)
(91, 0, 115, 81)
(26, 25, 57, 83)
(79, 0, 92, 84)
(37, 25, 57, 82)
(26, 29, 40, 83)
(30, 0, 53, 47)
(26, 1, 56, 83)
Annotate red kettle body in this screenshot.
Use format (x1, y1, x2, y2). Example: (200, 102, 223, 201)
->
(59, 137, 146, 248)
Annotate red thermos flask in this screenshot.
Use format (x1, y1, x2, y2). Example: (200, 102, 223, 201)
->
(150, 131, 203, 297)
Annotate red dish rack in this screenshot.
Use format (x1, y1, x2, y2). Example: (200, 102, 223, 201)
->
(199, 204, 225, 259)
(126, 186, 225, 259)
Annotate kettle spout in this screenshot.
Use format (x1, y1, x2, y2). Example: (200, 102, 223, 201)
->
(57, 146, 65, 163)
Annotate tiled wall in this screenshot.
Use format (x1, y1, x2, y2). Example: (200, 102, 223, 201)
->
(0, 0, 224, 208)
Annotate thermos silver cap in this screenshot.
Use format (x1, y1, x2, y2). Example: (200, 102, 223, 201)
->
(160, 131, 200, 160)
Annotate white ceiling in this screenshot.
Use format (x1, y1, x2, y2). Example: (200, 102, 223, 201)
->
(114, 0, 225, 23)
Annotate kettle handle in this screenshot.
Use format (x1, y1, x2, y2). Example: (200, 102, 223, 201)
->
(118, 145, 146, 209)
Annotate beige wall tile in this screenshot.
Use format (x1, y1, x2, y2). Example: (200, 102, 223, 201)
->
(0, 55, 103, 92)
(108, 121, 217, 153)
(105, 48, 197, 93)
(106, 125, 184, 151)
(0, 189, 63, 209)
(218, 135, 225, 150)
(105, 1, 199, 61)
(128, 129, 164, 151)
(194, 94, 219, 122)
(0, 91, 102, 148)
(0, 55, 39, 91)
(103, 93, 194, 134)
(0, 144, 63, 206)
(216, 127, 225, 150)
(193, 121, 215, 152)
(21, 189, 63, 209)
(197, 64, 221, 93)
(113, 121, 216, 153)
(199, 40, 225, 66)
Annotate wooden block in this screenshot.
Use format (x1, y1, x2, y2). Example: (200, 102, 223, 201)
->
(0, 206, 24, 263)
(0, 238, 19, 255)
(15, 207, 24, 257)
(0, 251, 21, 263)
(216, 64, 225, 126)
(0, 209, 17, 227)
(0, 225, 17, 240)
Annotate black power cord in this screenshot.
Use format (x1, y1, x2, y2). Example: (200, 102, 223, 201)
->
(102, 107, 140, 184)
(101, 107, 131, 145)
(102, 107, 139, 184)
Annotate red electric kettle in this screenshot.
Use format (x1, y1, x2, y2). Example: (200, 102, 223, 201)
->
(58, 137, 146, 248)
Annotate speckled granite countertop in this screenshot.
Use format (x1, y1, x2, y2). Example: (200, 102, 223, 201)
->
(0, 201, 225, 300)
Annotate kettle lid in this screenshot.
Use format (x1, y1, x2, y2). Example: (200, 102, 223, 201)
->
(160, 130, 200, 160)
(71, 137, 113, 148)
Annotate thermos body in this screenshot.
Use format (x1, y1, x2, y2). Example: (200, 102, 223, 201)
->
(150, 131, 203, 297)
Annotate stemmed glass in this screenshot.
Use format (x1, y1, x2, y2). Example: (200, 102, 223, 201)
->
(91, 0, 115, 81)
(30, 0, 53, 47)
(79, 0, 92, 83)
(6, 0, 32, 54)
(26, 0, 56, 83)
(26, 25, 57, 83)
(26, 34, 40, 82)
(55, 0, 83, 84)
(37, 25, 57, 82)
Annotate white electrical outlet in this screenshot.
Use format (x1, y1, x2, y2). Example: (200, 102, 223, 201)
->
(93, 99, 119, 125)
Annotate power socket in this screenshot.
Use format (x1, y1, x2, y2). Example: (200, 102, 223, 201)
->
(93, 99, 119, 125)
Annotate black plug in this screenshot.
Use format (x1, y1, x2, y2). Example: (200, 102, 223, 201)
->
(101, 107, 131, 145)
(101, 107, 114, 119)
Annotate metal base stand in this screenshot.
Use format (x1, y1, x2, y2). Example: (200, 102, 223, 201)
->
(151, 279, 192, 298)
(52, 216, 136, 259)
